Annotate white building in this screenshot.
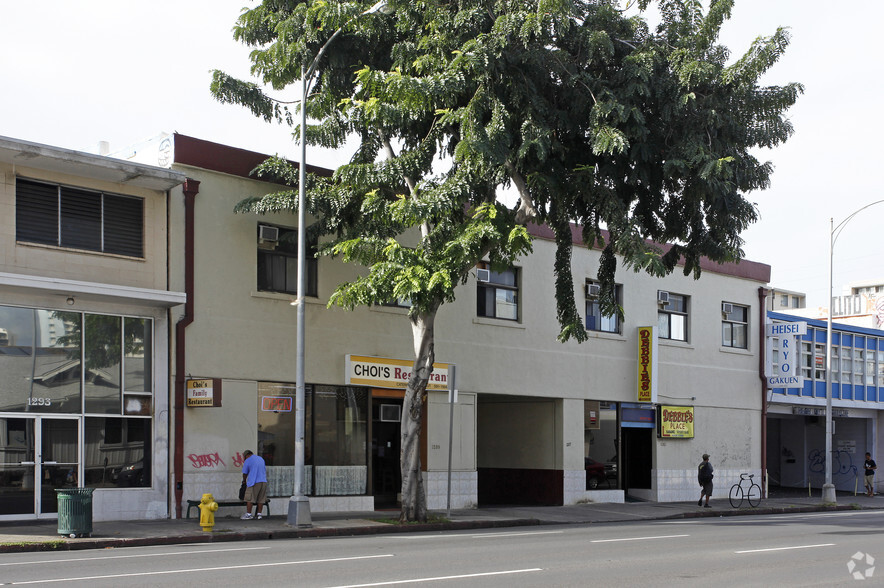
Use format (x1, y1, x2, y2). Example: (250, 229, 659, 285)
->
(0, 136, 186, 522)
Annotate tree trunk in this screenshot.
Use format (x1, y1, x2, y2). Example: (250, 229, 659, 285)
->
(400, 308, 436, 523)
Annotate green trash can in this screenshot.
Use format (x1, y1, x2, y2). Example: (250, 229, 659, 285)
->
(56, 488, 94, 538)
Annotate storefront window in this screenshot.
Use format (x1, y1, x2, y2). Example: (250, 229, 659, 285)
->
(83, 417, 151, 488)
(84, 315, 122, 414)
(0, 306, 81, 413)
(312, 385, 368, 495)
(258, 382, 368, 497)
(584, 400, 619, 490)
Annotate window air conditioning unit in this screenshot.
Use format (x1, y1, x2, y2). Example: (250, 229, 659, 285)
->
(380, 404, 401, 422)
(586, 283, 601, 297)
(722, 302, 734, 315)
(657, 290, 670, 304)
(476, 268, 491, 283)
(258, 225, 279, 242)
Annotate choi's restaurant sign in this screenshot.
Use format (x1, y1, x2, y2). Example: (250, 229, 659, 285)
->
(658, 405, 695, 438)
(346, 355, 450, 391)
(636, 326, 658, 403)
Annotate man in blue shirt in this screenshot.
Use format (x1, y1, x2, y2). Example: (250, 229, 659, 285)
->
(241, 450, 268, 520)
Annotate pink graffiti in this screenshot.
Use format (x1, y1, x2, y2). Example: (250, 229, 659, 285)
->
(187, 452, 226, 469)
(231, 452, 244, 468)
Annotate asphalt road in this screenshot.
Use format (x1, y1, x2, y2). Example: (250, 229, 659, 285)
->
(1, 510, 882, 587)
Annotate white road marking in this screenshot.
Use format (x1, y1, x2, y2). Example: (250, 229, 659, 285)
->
(0, 546, 270, 567)
(5, 554, 394, 585)
(326, 568, 544, 587)
(386, 530, 564, 539)
(591, 534, 689, 543)
(736, 543, 835, 554)
(471, 530, 564, 538)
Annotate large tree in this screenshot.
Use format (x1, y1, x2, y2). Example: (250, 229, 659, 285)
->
(212, 0, 800, 522)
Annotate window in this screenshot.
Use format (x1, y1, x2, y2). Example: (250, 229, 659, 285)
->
(780, 294, 789, 307)
(585, 282, 621, 334)
(721, 303, 748, 348)
(658, 292, 688, 341)
(84, 417, 151, 488)
(16, 178, 144, 257)
(257, 225, 317, 297)
(0, 305, 153, 415)
(477, 263, 519, 321)
(257, 382, 368, 497)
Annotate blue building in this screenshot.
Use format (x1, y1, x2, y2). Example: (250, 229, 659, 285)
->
(767, 311, 883, 494)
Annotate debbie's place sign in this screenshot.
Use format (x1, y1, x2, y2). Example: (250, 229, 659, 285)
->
(346, 355, 450, 391)
(658, 405, 694, 438)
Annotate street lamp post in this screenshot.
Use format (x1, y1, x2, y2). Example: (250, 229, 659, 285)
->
(287, 0, 389, 528)
(822, 199, 884, 504)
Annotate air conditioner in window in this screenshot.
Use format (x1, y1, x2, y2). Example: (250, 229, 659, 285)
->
(380, 404, 401, 422)
(258, 225, 279, 242)
(586, 283, 601, 297)
(722, 302, 734, 314)
(657, 290, 670, 304)
(476, 268, 491, 283)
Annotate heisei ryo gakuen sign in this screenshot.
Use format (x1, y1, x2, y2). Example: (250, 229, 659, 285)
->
(636, 326, 658, 403)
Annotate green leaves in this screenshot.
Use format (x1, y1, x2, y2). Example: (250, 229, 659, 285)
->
(216, 0, 800, 344)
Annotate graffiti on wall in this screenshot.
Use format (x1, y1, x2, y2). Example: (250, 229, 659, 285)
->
(808, 448, 858, 478)
(186, 451, 248, 469)
(187, 452, 226, 469)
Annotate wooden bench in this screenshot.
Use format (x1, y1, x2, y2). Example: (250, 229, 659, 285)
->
(186, 499, 271, 519)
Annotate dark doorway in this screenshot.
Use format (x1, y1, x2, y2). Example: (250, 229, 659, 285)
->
(622, 427, 653, 491)
(372, 398, 402, 509)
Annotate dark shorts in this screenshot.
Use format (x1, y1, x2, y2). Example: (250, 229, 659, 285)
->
(244, 481, 267, 504)
(701, 481, 713, 495)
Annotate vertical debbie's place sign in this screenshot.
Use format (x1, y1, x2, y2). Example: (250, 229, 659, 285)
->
(637, 326, 658, 403)
(345, 355, 451, 391)
(657, 405, 695, 438)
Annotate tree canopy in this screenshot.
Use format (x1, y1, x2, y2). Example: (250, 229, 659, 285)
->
(212, 0, 801, 520)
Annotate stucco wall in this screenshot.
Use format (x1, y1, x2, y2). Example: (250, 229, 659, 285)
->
(0, 164, 168, 291)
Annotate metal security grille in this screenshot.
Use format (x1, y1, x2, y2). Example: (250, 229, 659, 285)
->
(15, 178, 144, 257)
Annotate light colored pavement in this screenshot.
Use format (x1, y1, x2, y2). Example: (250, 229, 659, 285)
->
(0, 490, 880, 553)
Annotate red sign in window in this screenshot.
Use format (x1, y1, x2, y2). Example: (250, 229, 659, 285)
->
(261, 396, 293, 412)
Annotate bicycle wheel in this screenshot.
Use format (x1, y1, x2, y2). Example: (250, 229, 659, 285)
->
(747, 483, 762, 507)
(729, 484, 743, 508)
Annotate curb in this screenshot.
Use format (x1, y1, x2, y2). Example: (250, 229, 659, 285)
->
(0, 503, 876, 554)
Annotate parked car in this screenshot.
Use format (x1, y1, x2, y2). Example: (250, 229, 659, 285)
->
(112, 459, 145, 487)
(585, 457, 607, 489)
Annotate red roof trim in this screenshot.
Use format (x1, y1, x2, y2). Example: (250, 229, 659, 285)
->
(171, 133, 333, 181)
(527, 222, 771, 283)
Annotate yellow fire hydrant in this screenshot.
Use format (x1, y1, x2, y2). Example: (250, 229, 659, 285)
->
(198, 493, 219, 532)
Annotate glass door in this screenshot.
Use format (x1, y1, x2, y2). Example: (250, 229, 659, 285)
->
(39, 418, 79, 515)
(0, 418, 36, 516)
(0, 417, 79, 518)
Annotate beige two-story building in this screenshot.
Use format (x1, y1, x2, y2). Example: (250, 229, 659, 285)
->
(124, 133, 771, 518)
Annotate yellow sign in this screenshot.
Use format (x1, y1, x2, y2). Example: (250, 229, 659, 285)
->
(346, 355, 450, 391)
(637, 326, 658, 403)
(659, 405, 694, 438)
(186, 379, 214, 407)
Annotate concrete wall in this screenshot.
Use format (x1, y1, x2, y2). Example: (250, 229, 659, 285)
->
(0, 163, 168, 291)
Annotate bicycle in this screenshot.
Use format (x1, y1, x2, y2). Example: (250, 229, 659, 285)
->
(729, 473, 762, 508)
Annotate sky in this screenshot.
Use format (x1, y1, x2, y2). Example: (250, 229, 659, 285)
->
(1, 0, 881, 310)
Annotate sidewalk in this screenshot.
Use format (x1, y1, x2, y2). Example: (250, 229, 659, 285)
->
(1, 491, 880, 554)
